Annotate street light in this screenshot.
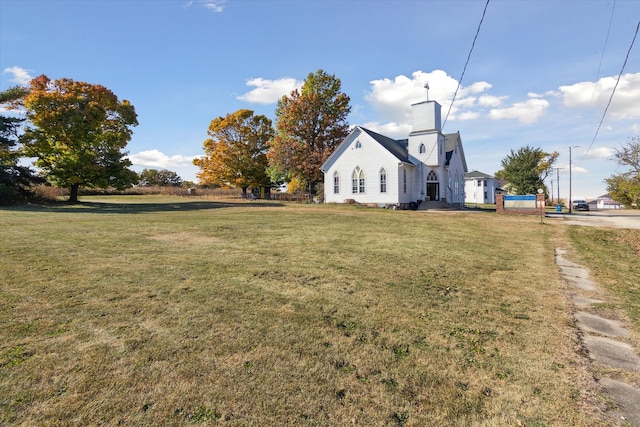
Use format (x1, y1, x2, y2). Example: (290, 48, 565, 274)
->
(569, 145, 580, 214)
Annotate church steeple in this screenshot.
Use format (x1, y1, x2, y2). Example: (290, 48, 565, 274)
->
(411, 99, 441, 134)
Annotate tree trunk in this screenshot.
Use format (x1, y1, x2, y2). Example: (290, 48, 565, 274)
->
(68, 184, 80, 204)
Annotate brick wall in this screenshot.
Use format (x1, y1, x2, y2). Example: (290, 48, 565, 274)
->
(496, 194, 546, 215)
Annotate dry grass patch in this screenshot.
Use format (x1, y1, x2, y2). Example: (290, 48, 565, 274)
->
(0, 197, 612, 425)
(148, 232, 223, 244)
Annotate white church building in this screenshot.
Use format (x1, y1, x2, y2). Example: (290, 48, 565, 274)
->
(321, 99, 468, 209)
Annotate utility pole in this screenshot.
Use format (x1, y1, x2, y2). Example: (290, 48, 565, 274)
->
(552, 167, 563, 208)
(557, 167, 560, 204)
(569, 146, 579, 214)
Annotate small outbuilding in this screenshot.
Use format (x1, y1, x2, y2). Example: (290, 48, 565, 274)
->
(464, 170, 499, 204)
(593, 194, 624, 209)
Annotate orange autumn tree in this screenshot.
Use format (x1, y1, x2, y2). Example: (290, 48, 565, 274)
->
(268, 70, 350, 194)
(194, 109, 273, 195)
(22, 75, 138, 203)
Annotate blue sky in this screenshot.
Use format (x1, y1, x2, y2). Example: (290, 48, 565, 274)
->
(1, 0, 639, 199)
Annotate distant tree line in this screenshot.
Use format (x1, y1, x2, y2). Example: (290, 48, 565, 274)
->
(137, 169, 183, 187)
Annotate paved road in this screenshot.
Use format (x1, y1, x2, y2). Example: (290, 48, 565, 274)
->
(549, 210, 640, 229)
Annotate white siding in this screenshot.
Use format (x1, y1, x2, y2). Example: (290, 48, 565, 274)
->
(322, 100, 469, 207)
(323, 130, 404, 204)
(409, 133, 440, 166)
(411, 163, 424, 201)
(465, 176, 498, 204)
(464, 179, 479, 203)
(398, 165, 416, 204)
(445, 143, 466, 205)
(411, 101, 441, 132)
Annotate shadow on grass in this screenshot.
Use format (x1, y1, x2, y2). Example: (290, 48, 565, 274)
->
(0, 200, 286, 214)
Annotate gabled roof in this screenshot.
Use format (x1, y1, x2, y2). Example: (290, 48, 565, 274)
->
(444, 132, 458, 153)
(359, 127, 410, 163)
(320, 126, 412, 172)
(444, 132, 468, 172)
(465, 170, 494, 179)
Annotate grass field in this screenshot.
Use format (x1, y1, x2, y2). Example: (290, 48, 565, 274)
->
(1, 196, 638, 426)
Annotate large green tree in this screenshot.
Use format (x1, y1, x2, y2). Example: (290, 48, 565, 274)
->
(138, 169, 183, 187)
(605, 136, 640, 207)
(495, 145, 559, 195)
(22, 75, 138, 203)
(0, 86, 42, 204)
(194, 109, 273, 195)
(267, 69, 351, 194)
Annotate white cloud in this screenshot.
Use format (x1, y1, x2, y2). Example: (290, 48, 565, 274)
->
(488, 98, 549, 124)
(461, 81, 492, 96)
(185, 0, 226, 12)
(456, 111, 481, 121)
(559, 72, 640, 120)
(361, 121, 411, 139)
(3, 66, 33, 85)
(583, 146, 616, 160)
(528, 91, 558, 99)
(237, 77, 302, 104)
(455, 97, 477, 108)
(128, 150, 197, 169)
(478, 95, 506, 107)
(365, 70, 498, 127)
(556, 161, 588, 174)
(366, 70, 459, 124)
(202, 0, 226, 12)
(572, 165, 588, 174)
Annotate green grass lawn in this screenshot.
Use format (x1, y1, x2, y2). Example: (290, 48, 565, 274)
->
(1, 196, 635, 426)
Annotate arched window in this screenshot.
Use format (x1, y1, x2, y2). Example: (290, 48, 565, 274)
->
(419, 143, 426, 154)
(427, 170, 438, 181)
(352, 167, 365, 194)
(355, 140, 362, 149)
(333, 171, 340, 194)
(380, 168, 387, 193)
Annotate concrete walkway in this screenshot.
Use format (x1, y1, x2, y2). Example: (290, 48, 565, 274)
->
(556, 247, 640, 425)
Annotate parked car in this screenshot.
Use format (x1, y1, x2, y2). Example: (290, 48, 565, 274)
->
(572, 199, 589, 211)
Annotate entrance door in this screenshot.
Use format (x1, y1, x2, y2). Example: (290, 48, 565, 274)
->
(426, 182, 439, 201)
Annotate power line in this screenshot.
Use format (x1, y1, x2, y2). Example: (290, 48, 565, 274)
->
(589, 0, 616, 107)
(584, 19, 639, 157)
(442, 0, 490, 131)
